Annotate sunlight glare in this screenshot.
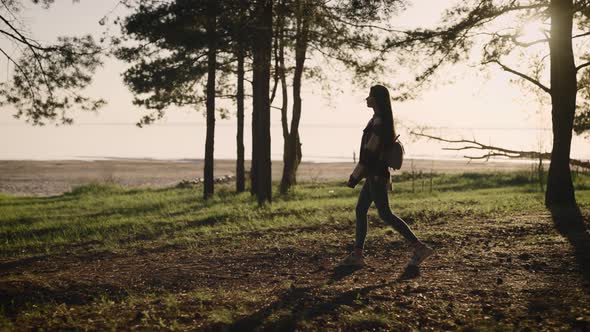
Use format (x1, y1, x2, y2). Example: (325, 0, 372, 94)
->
(517, 19, 547, 43)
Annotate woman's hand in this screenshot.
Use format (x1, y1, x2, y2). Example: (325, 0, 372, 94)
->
(346, 175, 357, 188)
(351, 163, 365, 179)
(347, 163, 366, 188)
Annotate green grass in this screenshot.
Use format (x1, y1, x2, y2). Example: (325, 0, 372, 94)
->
(1, 171, 589, 260)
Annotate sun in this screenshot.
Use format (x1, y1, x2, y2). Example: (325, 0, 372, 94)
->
(517, 19, 548, 44)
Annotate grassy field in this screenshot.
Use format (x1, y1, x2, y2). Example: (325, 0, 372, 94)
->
(1, 171, 590, 331)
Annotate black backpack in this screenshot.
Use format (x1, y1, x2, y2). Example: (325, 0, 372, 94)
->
(381, 134, 404, 170)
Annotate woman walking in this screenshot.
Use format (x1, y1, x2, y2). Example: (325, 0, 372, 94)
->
(341, 85, 433, 267)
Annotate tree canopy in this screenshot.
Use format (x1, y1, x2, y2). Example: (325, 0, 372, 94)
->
(0, 0, 104, 125)
(382, 0, 588, 207)
(383, 0, 590, 136)
(114, 0, 253, 127)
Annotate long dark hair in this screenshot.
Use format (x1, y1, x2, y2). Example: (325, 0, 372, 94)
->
(370, 85, 395, 146)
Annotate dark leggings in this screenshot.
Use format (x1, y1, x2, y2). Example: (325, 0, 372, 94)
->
(355, 176, 418, 249)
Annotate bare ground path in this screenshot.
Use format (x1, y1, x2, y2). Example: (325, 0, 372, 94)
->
(1, 208, 589, 330)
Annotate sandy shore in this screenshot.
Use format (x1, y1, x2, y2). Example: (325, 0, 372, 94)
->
(0, 158, 536, 196)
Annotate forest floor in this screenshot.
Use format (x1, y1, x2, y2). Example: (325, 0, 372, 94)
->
(1, 172, 590, 331)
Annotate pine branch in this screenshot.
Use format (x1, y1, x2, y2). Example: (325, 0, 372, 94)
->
(511, 36, 549, 47)
(318, 9, 408, 34)
(411, 131, 590, 169)
(0, 16, 54, 97)
(483, 59, 551, 94)
(0, 16, 51, 51)
(0, 46, 37, 102)
(0, 28, 47, 50)
(576, 61, 590, 72)
(466, 31, 549, 47)
(572, 31, 590, 39)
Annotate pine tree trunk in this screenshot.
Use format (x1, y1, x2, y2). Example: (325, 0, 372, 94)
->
(280, 1, 307, 194)
(277, 11, 291, 195)
(252, 0, 273, 205)
(236, 45, 245, 193)
(204, 1, 216, 199)
(250, 112, 258, 195)
(546, 0, 577, 208)
(280, 135, 294, 194)
(280, 133, 302, 193)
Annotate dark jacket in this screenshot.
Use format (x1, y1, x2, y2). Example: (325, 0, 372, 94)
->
(348, 116, 390, 186)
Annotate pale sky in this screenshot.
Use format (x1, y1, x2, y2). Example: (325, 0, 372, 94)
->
(0, 1, 588, 161)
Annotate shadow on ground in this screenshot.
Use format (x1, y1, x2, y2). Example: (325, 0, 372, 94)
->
(0, 279, 128, 318)
(226, 262, 422, 332)
(551, 205, 590, 284)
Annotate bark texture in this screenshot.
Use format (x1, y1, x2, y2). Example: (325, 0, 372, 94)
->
(546, 0, 577, 208)
(204, 0, 216, 199)
(252, 0, 273, 205)
(236, 45, 245, 193)
(280, 0, 308, 194)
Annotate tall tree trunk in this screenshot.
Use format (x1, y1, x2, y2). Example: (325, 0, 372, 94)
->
(280, 1, 307, 194)
(252, 0, 273, 205)
(250, 83, 258, 195)
(546, 0, 577, 208)
(250, 4, 258, 197)
(236, 45, 245, 193)
(204, 0, 216, 199)
(280, 133, 302, 193)
(278, 1, 291, 194)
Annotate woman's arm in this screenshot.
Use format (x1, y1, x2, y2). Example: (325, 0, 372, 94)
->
(347, 162, 366, 188)
(363, 117, 385, 160)
(348, 118, 384, 187)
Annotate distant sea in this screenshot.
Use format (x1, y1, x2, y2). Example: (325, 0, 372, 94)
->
(2, 123, 589, 163)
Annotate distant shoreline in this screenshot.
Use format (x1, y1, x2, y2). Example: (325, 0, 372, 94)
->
(0, 158, 547, 197)
(0, 155, 554, 164)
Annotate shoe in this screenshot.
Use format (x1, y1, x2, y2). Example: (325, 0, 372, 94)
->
(338, 252, 365, 267)
(408, 242, 433, 266)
